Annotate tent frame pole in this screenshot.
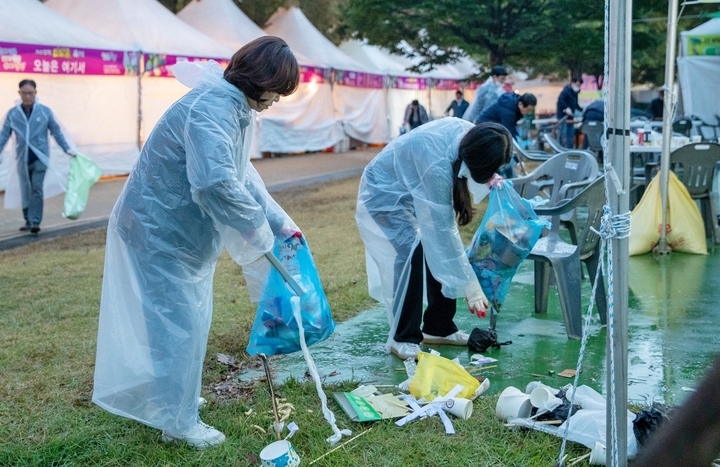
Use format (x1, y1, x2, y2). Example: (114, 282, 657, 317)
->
(655, 0, 680, 255)
(606, 0, 631, 463)
(137, 51, 144, 151)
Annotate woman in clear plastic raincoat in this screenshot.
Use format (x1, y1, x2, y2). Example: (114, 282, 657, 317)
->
(355, 119, 513, 360)
(92, 37, 300, 449)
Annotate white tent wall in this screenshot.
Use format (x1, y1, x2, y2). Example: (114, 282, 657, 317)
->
(140, 78, 191, 144)
(677, 56, 720, 123)
(387, 88, 431, 140)
(0, 74, 139, 190)
(333, 86, 388, 144)
(429, 89, 460, 119)
(258, 81, 344, 153)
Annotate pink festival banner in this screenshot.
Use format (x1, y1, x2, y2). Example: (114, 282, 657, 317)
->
(299, 65, 327, 84)
(335, 70, 383, 89)
(0, 42, 132, 76)
(391, 76, 429, 90)
(144, 53, 230, 78)
(433, 79, 461, 91)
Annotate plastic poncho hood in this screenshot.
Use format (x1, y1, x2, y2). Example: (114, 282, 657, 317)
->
(92, 61, 297, 434)
(355, 117, 483, 349)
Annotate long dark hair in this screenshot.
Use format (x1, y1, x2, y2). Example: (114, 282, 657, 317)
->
(452, 122, 513, 226)
(223, 36, 299, 101)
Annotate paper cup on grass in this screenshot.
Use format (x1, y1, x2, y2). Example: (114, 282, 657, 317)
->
(443, 397, 473, 419)
(496, 386, 532, 420)
(260, 440, 301, 467)
(530, 387, 562, 410)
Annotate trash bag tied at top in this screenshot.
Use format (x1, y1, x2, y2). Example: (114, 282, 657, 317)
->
(246, 236, 336, 357)
(466, 184, 548, 306)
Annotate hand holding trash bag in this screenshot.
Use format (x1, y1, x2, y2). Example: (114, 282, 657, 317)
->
(464, 280, 488, 318)
(487, 173, 504, 189)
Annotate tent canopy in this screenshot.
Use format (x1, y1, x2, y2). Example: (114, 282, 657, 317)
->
(264, 7, 374, 72)
(177, 0, 266, 51)
(678, 18, 720, 122)
(0, 0, 127, 50)
(45, 0, 234, 57)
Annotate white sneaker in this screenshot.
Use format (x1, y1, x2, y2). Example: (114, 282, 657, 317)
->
(390, 340, 421, 360)
(161, 419, 226, 449)
(198, 397, 207, 409)
(422, 330, 470, 346)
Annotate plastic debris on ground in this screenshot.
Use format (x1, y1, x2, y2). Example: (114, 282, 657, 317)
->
(496, 382, 639, 458)
(632, 402, 674, 448)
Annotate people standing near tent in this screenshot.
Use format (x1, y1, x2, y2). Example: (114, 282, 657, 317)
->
(445, 90, 469, 118)
(477, 92, 537, 140)
(463, 65, 508, 124)
(403, 99, 429, 132)
(556, 77, 584, 148)
(0, 79, 76, 233)
(356, 118, 512, 360)
(92, 37, 300, 450)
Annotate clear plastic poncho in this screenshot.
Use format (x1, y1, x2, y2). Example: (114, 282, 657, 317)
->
(355, 117, 482, 350)
(0, 101, 75, 209)
(92, 61, 297, 434)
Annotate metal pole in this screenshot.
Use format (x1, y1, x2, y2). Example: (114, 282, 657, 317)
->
(654, 0, 680, 255)
(607, 0, 631, 462)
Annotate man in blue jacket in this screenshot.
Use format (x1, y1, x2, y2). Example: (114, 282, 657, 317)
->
(0, 79, 76, 233)
(445, 90, 469, 118)
(556, 77, 584, 148)
(477, 92, 536, 139)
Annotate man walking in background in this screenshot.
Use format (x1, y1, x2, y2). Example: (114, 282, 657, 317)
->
(403, 99, 429, 132)
(0, 79, 76, 233)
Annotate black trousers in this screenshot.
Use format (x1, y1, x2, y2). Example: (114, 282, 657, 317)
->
(394, 242, 458, 344)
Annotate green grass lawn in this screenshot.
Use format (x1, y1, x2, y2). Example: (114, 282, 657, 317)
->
(0, 176, 591, 466)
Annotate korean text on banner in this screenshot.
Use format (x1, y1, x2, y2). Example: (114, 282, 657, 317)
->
(0, 42, 135, 75)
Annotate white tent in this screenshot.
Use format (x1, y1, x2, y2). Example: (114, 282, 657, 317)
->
(177, 0, 267, 51)
(0, 0, 139, 191)
(46, 0, 235, 143)
(340, 40, 480, 139)
(177, 0, 323, 157)
(678, 18, 720, 123)
(265, 7, 388, 146)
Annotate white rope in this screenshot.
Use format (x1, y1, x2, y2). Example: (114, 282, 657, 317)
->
(291, 294, 352, 445)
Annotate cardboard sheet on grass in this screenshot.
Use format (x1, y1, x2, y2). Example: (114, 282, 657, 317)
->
(629, 172, 707, 255)
(334, 385, 411, 422)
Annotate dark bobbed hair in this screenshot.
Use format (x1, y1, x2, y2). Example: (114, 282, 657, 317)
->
(452, 122, 513, 226)
(491, 65, 508, 77)
(19, 79, 37, 89)
(571, 76, 584, 84)
(224, 36, 299, 101)
(520, 93, 537, 107)
(455, 90, 463, 96)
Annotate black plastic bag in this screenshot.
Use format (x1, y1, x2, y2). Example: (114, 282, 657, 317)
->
(468, 328, 512, 353)
(633, 403, 674, 447)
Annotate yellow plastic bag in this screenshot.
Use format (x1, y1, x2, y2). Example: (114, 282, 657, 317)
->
(409, 352, 480, 402)
(629, 171, 707, 256)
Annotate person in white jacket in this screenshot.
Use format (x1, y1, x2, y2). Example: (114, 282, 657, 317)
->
(356, 118, 512, 360)
(463, 65, 508, 124)
(92, 37, 300, 449)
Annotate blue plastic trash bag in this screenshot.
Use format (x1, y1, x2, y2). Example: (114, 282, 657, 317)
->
(63, 152, 101, 220)
(246, 236, 336, 356)
(466, 183, 549, 305)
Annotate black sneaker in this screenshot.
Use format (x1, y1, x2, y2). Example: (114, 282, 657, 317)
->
(30, 225, 40, 234)
(19, 225, 30, 231)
